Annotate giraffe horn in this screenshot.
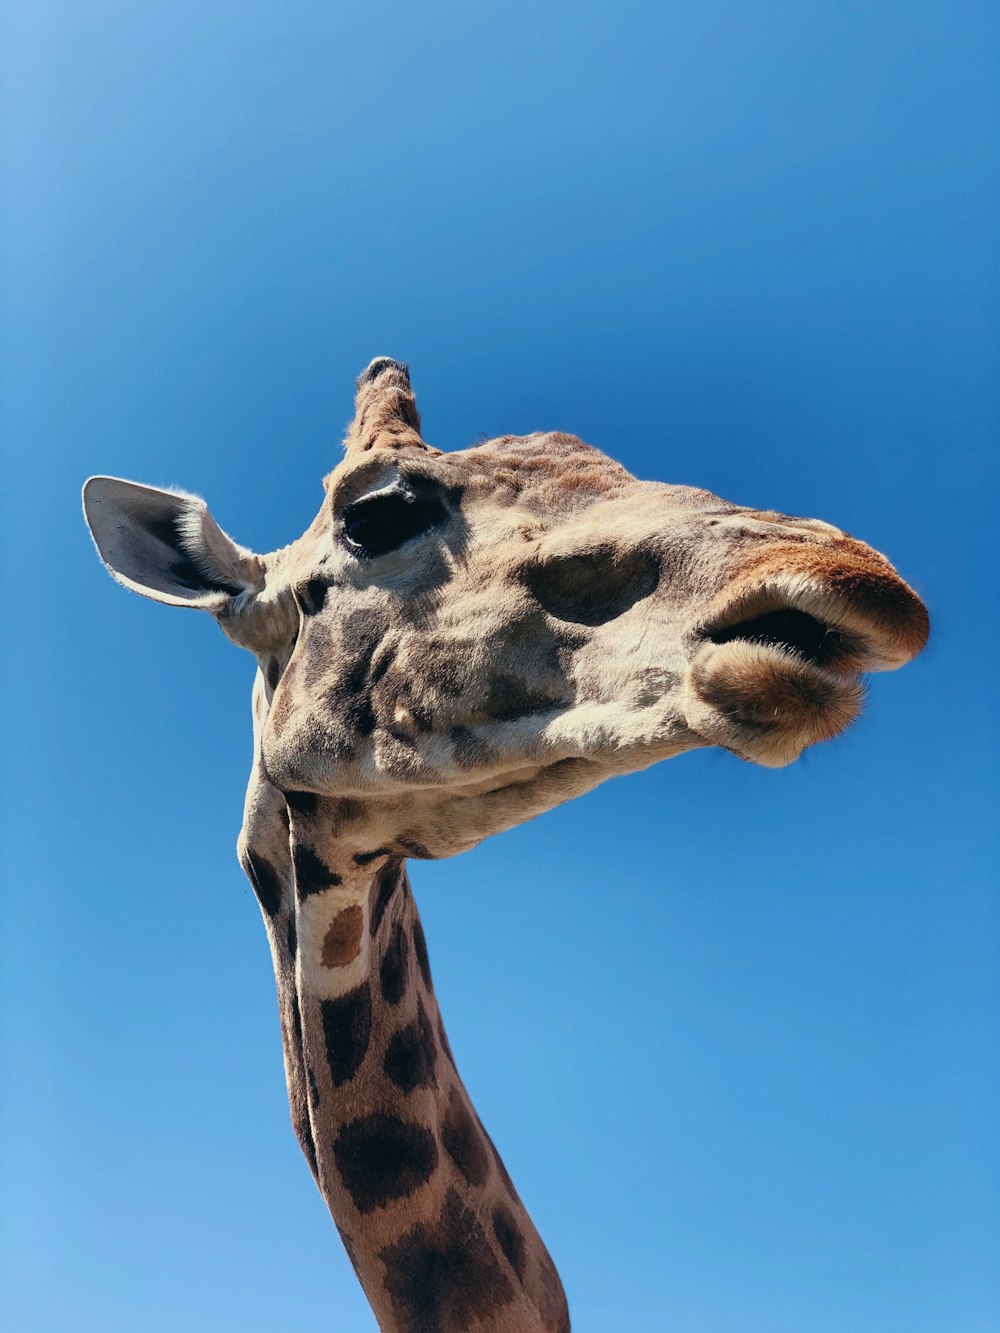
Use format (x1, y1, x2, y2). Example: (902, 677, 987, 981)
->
(343, 357, 426, 455)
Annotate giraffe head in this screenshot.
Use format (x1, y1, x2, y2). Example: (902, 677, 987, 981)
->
(84, 358, 928, 862)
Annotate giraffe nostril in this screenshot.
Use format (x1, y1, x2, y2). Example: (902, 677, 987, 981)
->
(522, 546, 660, 626)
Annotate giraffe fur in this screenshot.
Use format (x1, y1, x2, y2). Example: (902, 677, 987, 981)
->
(83, 356, 928, 1331)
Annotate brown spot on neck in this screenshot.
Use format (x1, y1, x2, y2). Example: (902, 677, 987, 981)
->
(321, 905, 365, 968)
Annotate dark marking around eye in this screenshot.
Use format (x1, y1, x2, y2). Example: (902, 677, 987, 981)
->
(321, 985, 372, 1087)
(333, 1112, 438, 1214)
(524, 544, 660, 626)
(380, 1188, 514, 1329)
(441, 1091, 490, 1186)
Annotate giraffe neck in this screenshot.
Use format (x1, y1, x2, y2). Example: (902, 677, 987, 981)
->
(242, 789, 570, 1333)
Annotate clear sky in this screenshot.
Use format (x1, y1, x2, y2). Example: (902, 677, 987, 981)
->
(2, 2, 997, 1330)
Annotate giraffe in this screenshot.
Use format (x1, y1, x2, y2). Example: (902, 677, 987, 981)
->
(83, 358, 928, 1332)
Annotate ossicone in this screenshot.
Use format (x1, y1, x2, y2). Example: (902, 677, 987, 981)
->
(343, 356, 431, 457)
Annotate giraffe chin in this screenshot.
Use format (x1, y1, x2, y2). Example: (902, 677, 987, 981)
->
(685, 640, 865, 768)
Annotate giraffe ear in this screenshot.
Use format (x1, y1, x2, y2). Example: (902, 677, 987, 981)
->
(83, 476, 263, 610)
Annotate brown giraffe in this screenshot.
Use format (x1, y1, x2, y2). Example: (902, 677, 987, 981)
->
(83, 358, 928, 1332)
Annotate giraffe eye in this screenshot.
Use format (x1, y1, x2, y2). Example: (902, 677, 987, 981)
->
(342, 490, 446, 558)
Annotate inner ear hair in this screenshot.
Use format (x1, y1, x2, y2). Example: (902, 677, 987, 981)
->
(165, 497, 254, 595)
(83, 476, 263, 609)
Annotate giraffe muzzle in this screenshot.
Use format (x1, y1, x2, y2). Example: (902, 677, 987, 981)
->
(684, 561, 928, 766)
(700, 556, 929, 674)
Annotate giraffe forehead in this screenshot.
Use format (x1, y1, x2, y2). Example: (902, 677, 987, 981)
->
(319, 429, 646, 526)
(454, 431, 633, 503)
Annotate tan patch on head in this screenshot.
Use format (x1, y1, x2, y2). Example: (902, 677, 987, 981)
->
(462, 432, 633, 517)
(322, 905, 364, 968)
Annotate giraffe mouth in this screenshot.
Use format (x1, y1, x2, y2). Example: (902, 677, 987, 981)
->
(687, 573, 928, 766)
(706, 606, 861, 672)
(700, 566, 929, 675)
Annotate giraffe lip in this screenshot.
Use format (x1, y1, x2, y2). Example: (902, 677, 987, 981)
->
(687, 631, 868, 768)
(707, 606, 860, 673)
(701, 571, 928, 674)
(704, 603, 870, 675)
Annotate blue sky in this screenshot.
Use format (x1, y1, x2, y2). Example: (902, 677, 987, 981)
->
(2, 2, 997, 1329)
